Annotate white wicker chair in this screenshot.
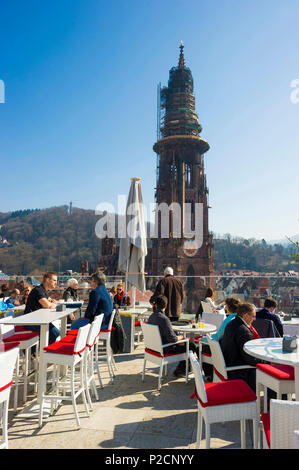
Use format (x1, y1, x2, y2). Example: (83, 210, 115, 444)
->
(206, 334, 255, 382)
(200, 313, 226, 371)
(141, 322, 189, 391)
(256, 363, 295, 414)
(189, 351, 258, 449)
(261, 399, 299, 449)
(0, 346, 19, 449)
(294, 430, 299, 449)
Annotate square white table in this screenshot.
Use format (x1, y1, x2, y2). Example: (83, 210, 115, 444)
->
(3, 307, 78, 418)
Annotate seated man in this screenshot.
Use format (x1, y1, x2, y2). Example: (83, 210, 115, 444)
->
(148, 295, 198, 377)
(71, 272, 113, 331)
(24, 272, 60, 347)
(6, 288, 21, 306)
(256, 297, 283, 337)
(220, 302, 263, 391)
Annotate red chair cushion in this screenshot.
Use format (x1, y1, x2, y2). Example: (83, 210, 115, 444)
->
(145, 347, 185, 358)
(15, 326, 32, 332)
(0, 341, 20, 352)
(261, 412, 271, 448)
(44, 341, 85, 356)
(67, 329, 79, 336)
(194, 335, 203, 344)
(135, 320, 141, 327)
(257, 363, 295, 381)
(192, 379, 256, 408)
(60, 335, 76, 344)
(3, 332, 39, 342)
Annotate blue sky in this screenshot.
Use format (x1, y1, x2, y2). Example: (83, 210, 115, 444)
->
(0, 0, 298, 241)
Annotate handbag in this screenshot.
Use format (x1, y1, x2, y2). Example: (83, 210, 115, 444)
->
(282, 335, 298, 352)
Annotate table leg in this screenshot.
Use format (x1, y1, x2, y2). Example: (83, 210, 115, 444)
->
(37, 324, 49, 404)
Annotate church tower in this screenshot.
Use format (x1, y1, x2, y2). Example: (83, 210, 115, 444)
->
(152, 43, 213, 308)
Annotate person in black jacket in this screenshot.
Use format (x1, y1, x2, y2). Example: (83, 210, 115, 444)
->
(63, 278, 79, 302)
(220, 302, 263, 391)
(148, 295, 198, 377)
(256, 298, 283, 337)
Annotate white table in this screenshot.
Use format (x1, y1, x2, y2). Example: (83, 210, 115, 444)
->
(172, 323, 217, 367)
(3, 307, 78, 418)
(282, 318, 299, 336)
(244, 337, 299, 400)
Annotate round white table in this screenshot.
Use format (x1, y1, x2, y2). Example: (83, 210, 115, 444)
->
(172, 322, 217, 367)
(244, 337, 299, 400)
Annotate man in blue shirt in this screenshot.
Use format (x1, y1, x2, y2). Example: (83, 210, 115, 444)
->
(256, 298, 283, 337)
(71, 272, 113, 330)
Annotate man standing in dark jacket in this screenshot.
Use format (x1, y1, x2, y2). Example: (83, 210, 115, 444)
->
(256, 298, 283, 337)
(153, 267, 184, 322)
(220, 302, 263, 391)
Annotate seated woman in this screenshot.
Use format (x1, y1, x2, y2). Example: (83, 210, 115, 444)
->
(114, 284, 127, 308)
(20, 286, 32, 305)
(201, 297, 241, 379)
(63, 278, 79, 302)
(196, 287, 225, 319)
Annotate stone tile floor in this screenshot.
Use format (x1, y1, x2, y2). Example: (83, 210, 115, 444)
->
(6, 342, 256, 450)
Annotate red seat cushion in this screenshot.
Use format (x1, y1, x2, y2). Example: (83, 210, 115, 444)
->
(135, 320, 141, 327)
(192, 379, 256, 408)
(257, 363, 295, 381)
(145, 347, 185, 358)
(15, 326, 32, 332)
(44, 341, 85, 356)
(67, 329, 79, 336)
(261, 412, 271, 448)
(3, 332, 39, 342)
(60, 335, 76, 344)
(0, 341, 20, 352)
(194, 335, 203, 344)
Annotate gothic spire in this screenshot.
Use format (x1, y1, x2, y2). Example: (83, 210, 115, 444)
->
(178, 41, 185, 68)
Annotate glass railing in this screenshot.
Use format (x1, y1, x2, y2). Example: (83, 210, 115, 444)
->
(7, 273, 299, 317)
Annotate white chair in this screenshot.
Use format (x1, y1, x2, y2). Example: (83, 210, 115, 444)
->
(141, 322, 189, 391)
(0, 346, 19, 449)
(202, 311, 226, 331)
(201, 301, 213, 313)
(189, 351, 258, 449)
(0, 320, 39, 412)
(207, 334, 255, 382)
(84, 315, 103, 408)
(261, 399, 299, 449)
(256, 363, 295, 414)
(39, 323, 91, 428)
(97, 310, 116, 383)
(200, 313, 226, 373)
(294, 430, 299, 449)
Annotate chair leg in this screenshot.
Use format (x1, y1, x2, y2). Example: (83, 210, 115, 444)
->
(240, 419, 246, 449)
(196, 409, 202, 449)
(253, 418, 258, 449)
(23, 348, 29, 403)
(71, 365, 80, 427)
(142, 358, 146, 382)
(2, 400, 8, 449)
(264, 386, 268, 412)
(158, 362, 163, 390)
(39, 361, 47, 427)
(13, 353, 20, 413)
(205, 420, 211, 449)
(80, 361, 90, 417)
(84, 354, 93, 411)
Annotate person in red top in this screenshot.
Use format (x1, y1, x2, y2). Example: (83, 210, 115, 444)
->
(114, 284, 127, 307)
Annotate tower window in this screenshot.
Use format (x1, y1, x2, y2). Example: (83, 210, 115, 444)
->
(185, 163, 192, 186)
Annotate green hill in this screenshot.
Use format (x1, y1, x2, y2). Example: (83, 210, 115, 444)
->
(0, 206, 297, 275)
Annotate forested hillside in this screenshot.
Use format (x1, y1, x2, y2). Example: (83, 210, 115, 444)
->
(0, 206, 297, 275)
